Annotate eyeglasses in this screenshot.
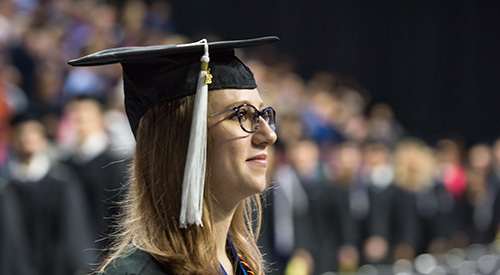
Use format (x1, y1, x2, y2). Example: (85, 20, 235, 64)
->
(210, 104, 276, 133)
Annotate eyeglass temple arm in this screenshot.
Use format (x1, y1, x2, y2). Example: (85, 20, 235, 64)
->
(209, 108, 236, 118)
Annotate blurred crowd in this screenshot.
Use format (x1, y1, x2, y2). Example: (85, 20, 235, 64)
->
(257, 68, 500, 274)
(1, 0, 500, 275)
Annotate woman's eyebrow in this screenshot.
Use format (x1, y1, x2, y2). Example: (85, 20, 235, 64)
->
(223, 100, 264, 109)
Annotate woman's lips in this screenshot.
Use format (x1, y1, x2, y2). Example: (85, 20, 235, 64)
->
(246, 154, 268, 167)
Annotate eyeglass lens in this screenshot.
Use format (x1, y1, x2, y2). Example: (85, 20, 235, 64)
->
(237, 105, 276, 133)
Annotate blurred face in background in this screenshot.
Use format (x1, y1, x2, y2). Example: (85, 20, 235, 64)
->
(333, 142, 362, 185)
(363, 142, 390, 168)
(468, 144, 492, 171)
(466, 144, 492, 199)
(338, 143, 362, 172)
(310, 90, 344, 126)
(435, 139, 463, 165)
(276, 113, 303, 147)
(290, 140, 320, 178)
(12, 120, 48, 160)
(67, 99, 105, 140)
(393, 139, 436, 192)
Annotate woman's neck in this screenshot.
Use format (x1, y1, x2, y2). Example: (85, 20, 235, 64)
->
(213, 206, 237, 275)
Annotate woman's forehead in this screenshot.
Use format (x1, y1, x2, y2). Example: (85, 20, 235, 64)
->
(210, 89, 263, 109)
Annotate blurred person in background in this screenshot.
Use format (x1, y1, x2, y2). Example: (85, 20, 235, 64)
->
(462, 143, 500, 244)
(435, 138, 467, 200)
(290, 139, 362, 275)
(336, 85, 365, 121)
(392, 138, 444, 256)
(273, 72, 307, 115)
(144, 1, 175, 38)
(301, 89, 345, 147)
(305, 73, 369, 146)
(358, 141, 416, 264)
(85, 3, 122, 51)
(268, 139, 323, 275)
(18, 23, 66, 103)
(59, 95, 128, 253)
(322, 141, 364, 273)
(60, 2, 123, 60)
(4, 24, 36, 103)
(342, 114, 368, 144)
(434, 138, 468, 251)
(274, 112, 304, 150)
(258, 113, 303, 275)
(120, 0, 149, 45)
(335, 85, 368, 144)
(7, 20, 69, 141)
(119, 0, 177, 46)
(4, 114, 95, 275)
(30, 62, 66, 139)
(366, 103, 405, 148)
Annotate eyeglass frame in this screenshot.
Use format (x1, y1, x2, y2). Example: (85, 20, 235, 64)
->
(209, 104, 276, 133)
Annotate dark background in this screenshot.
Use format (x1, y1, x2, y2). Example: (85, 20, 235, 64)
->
(167, 0, 500, 146)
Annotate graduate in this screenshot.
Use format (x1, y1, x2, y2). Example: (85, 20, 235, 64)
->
(61, 96, 128, 252)
(6, 115, 95, 274)
(69, 36, 279, 275)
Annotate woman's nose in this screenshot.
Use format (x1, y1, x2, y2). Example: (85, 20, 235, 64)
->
(252, 117, 277, 146)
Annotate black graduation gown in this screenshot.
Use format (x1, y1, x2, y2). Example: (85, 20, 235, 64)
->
(64, 149, 129, 249)
(460, 183, 500, 244)
(360, 183, 417, 264)
(259, 165, 324, 275)
(101, 248, 171, 275)
(260, 165, 344, 275)
(258, 191, 283, 275)
(314, 182, 359, 273)
(0, 178, 36, 275)
(9, 162, 96, 275)
(414, 182, 458, 253)
(102, 242, 253, 275)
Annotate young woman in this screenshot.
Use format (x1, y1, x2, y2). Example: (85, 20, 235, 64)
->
(69, 36, 279, 275)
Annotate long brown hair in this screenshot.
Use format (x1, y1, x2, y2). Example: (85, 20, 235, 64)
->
(100, 93, 264, 274)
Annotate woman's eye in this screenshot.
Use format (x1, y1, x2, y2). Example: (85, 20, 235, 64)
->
(239, 110, 249, 121)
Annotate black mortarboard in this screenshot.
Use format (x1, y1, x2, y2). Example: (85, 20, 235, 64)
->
(68, 36, 279, 228)
(68, 36, 279, 136)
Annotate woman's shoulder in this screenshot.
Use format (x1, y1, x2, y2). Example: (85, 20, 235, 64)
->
(100, 247, 171, 275)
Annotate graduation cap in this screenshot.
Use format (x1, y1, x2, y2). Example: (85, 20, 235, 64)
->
(68, 36, 279, 228)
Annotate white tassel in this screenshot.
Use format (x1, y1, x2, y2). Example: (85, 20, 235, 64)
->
(179, 39, 210, 228)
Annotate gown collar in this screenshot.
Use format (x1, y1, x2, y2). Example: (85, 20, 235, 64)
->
(220, 234, 253, 275)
